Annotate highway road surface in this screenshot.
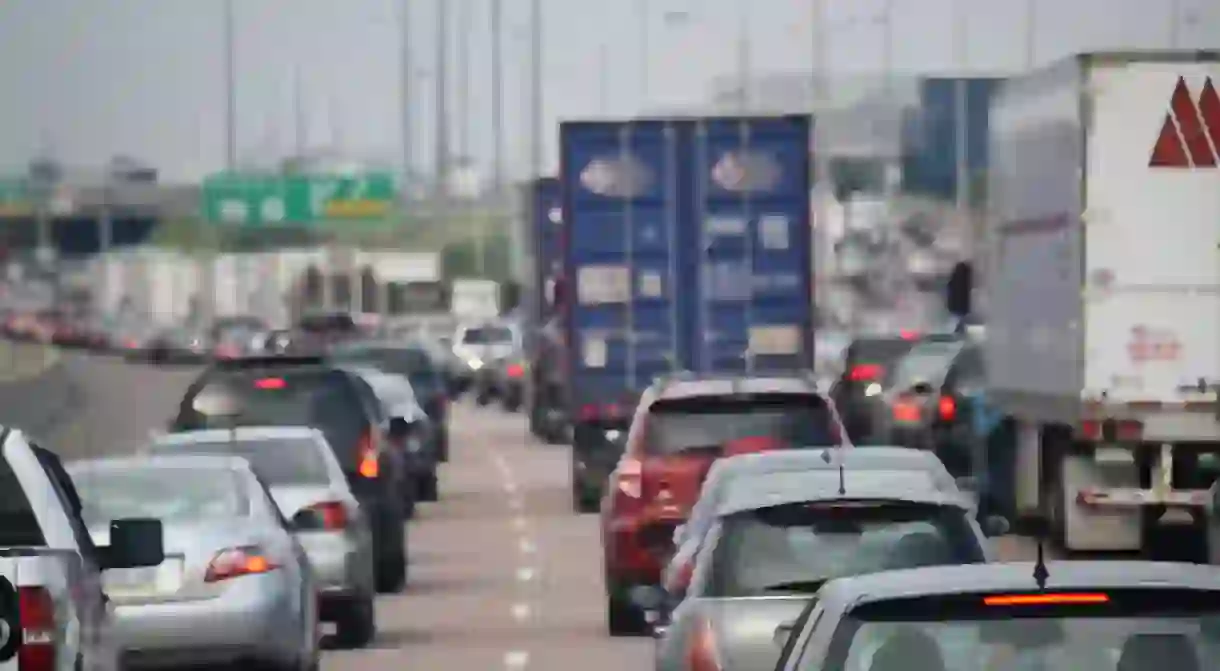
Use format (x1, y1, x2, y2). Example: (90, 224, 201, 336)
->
(0, 348, 1043, 671)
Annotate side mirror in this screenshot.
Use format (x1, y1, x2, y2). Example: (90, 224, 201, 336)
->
(0, 575, 18, 661)
(774, 619, 798, 648)
(387, 416, 415, 438)
(982, 515, 1011, 537)
(102, 518, 164, 570)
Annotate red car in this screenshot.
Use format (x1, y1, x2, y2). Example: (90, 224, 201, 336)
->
(599, 372, 849, 635)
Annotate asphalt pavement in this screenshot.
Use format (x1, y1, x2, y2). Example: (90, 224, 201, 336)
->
(0, 349, 654, 671)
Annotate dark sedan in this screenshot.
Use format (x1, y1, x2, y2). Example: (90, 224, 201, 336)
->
(329, 341, 452, 462)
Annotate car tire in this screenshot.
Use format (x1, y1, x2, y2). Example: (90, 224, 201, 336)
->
(333, 596, 376, 649)
(375, 552, 407, 593)
(572, 481, 599, 514)
(475, 391, 492, 406)
(418, 473, 439, 502)
(436, 432, 449, 462)
(607, 594, 646, 636)
(502, 394, 521, 413)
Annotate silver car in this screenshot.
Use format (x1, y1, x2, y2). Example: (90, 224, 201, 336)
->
(67, 455, 319, 670)
(144, 426, 378, 647)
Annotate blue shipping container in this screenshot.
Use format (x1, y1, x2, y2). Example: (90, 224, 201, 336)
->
(529, 177, 563, 323)
(560, 115, 815, 412)
(901, 77, 1003, 199)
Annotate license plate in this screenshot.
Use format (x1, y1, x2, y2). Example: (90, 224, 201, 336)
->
(105, 560, 182, 596)
(1093, 447, 1134, 464)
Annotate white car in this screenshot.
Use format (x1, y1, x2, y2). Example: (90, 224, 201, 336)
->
(1, 426, 165, 671)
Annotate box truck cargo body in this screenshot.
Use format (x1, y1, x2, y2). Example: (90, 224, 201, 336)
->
(985, 51, 1220, 555)
(560, 114, 815, 509)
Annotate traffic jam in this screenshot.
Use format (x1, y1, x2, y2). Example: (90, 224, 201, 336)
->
(2, 52, 1220, 671)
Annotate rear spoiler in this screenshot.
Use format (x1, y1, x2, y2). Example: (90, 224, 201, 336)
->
(209, 355, 325, 370)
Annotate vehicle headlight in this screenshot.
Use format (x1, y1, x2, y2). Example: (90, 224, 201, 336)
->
(864, 382, 882, 397)
(604, 429, 623, 442)
(467, 358, 484, 370)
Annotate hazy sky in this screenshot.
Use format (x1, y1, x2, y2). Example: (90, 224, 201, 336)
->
(0, 0, 1216, 181)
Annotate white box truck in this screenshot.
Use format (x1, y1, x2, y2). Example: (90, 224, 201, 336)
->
(984, 51, 1220, 556)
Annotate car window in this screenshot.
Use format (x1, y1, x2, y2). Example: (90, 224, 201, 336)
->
(646, 393, 838, 455)
(945, 346, 985, 390)
(148, 437, 331, 486)
(0, 449, 47, 546)
(790, 601, 827, 671)
(73, 466, 251, 526)
(331, 347, 442, 395)
(707, 502, 983, 598)
(460, 326, 514, 344)
(174, 369, 369, 465)
(30, 446, 101, 563)
(845, 339, 918, 369)
(887, 342, 964, 389)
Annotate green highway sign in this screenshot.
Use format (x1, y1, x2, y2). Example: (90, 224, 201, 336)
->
(0, 178, 33, 217)
(200, 172, 398, 225)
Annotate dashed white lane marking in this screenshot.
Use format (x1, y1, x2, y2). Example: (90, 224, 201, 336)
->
(518, 538, 537, 554)
(511, 602, 532, 621)
(511, 516, 528, 531)
(516, 567, 536, 582)
(504, 650, 530, 670)
(503, 479, 518, 495)
(507, 496, 523, 511)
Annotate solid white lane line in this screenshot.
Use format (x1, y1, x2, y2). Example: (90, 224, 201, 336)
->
(516, 567, 536, 582)
(511, 516, 528, 531)
(511, 602, 532, 621)
(518, 538, 537, 554)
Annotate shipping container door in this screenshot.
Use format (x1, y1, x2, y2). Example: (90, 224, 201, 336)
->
(532, 178, 563, 320)
(562, 120, 686, 408)
(690, 116, 814, 373)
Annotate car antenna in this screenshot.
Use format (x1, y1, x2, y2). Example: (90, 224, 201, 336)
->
(1032, 514, 1049, 590)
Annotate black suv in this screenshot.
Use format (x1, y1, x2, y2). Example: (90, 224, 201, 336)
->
(329, 342, 451, 462)
(168, 355, 409, 591)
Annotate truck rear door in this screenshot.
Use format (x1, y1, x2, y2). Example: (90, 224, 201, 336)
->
(1083, 56, 1220, 415)
(562, 120, 685, 417)
(690, 116, 815, 373)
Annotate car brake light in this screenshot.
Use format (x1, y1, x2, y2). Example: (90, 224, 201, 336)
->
(506, 363, 524, 378)
(254, 377, 285, 390)
(204, 546, 280, 582)
(18, 586, 56, 671)
(686, 616, 724, 671)
(614, 457, 643, 499)
(848, 364, 882, 381)
(937, 395, 957, 421)
(900, 329, 920, 340)
(983, 593, 1108, 606)
(357, 428, 379, 478)
(302, 501, 349, 530)
(723, 435, 782, 455)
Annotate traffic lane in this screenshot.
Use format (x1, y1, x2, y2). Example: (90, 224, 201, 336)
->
(322, 402, 653, 671)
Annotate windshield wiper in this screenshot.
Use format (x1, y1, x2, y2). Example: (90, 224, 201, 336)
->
(760, 579, 828, 594)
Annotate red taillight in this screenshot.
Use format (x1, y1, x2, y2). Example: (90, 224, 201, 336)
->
(204, 546, 280, 582)
(686, 617, 724, 671)
(216, 344, 239, 358)
(124, 338, 138, 349)
(848, 364, 882, 381)
(305, 500, 349, 530)
(899, 329, 920, 340)
(357, 427, 379, 478)
(937, 395, 957, 421)
(506, 363, 524, 378)
(18, 586, 56, 671)
(254, 377, 285, 389)
(579, 403, 624, 421)
(609, 457, 645, 516)
(1079, 419, 1144, 442)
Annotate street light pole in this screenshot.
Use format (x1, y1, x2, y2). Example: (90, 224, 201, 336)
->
(529, 0, 543, 181)
(1024, 0, 1036, 67)
(952, 0, 969, 214)
(491, 0, 504, 279)
(223, 0, 237, 171)
(638, 0, 649, 107)
(400, 0, 414, 195)
(736, 0, 751, 111)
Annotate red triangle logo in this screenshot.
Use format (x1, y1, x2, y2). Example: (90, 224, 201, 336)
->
(1149, 114, 1189, 167)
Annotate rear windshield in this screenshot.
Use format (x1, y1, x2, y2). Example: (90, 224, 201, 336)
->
(645, 393, 838, 455)
(0, 455, 46, 545)
(886, 341, 964, 388)
(298, 314, 358, 334)
(709, 502, 982, 598)
(173, 369, 368, 466)
(148, 438, 331, 486)
(73, 467, 250, 526)
(820, 589, 1220, 671)
(847, 338, 919, 367)
(330, 346, 441, 393)
(461, 326, 514, 344)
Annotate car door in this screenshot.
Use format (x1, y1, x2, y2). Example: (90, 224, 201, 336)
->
(30, 445, 112, 670)
(246, 473, 312, 622)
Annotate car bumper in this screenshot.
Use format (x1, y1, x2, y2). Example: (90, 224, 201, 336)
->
(297, 529, 371, 599)
(113, 572, 298, 667)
